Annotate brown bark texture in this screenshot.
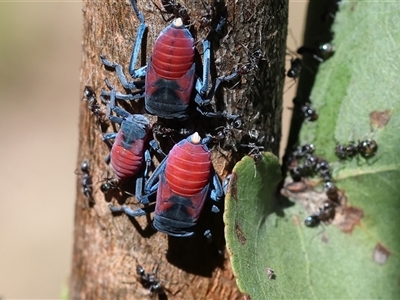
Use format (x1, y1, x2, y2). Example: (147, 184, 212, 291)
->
(70, 0, 288, 299)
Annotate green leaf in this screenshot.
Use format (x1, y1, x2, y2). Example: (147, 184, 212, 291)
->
(290, 1, 400, 299)
(224, 152, 282, 298)
(227, 2, 400, 299)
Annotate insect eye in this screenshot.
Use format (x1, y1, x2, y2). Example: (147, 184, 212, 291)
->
(232, 117, 243, 129)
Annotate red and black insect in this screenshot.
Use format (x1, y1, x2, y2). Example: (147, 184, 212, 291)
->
(100, 0, 226, 121)
(102, 85, 153, 200)
(109, 132, 223, 237)
(75, 160, 94, 204)
(144, 17, 198, 119)
(101, 0, 237, 124)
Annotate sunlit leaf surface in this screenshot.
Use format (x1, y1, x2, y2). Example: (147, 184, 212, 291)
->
(226, 2, 400, 299)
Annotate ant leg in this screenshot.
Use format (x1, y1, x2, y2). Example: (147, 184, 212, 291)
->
(195, 40, 211, 97)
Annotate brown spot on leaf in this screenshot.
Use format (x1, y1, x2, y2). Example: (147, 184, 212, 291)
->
(229, 172, 238, 201)
(373, 243, 391, 265)
(370, 110, 391, 129)
(284, 180, 307, 194)
(336, 206, 364, 233)
(243, 294, 252, 300)
(234, 221, 247, 245)
(321, 234, 329, 243)
(293, 215, 300, 226)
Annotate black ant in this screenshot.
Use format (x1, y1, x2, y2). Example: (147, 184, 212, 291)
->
(285, 29, 303, 81)
(241, 129, 265, 161)
(324, 180, 340, 203)
(213, 125, 238, 151)
(321, 0, 342, 24)
(304, 201, 336, 227)
(297, 42, 335, 63)
(287, 57, 302, 79)
(335, 142, 358, 159)
(335, 139, 378, 160)
(136, 264, 165, 295)
(289, 165, 312, 182)
(303, 153, 319, 170)
(211, 117, 243, 151)
(284, 51, 302, 93)
(286, 144, 316, 177)
(315, 158, 332, 181)
(100, 176, 118, 194)
(292, 144, 316, 159)
(83, 86, 107, 130)
(153, 0, 190, 25)
(288, 153, 316, 182)
(75, 160, 94, 204)
(293, 97, 318, 122)
(199, 0, 214, 29)
(100, 169, 151, 198)
(242, 143, 264, 165)
(288, 145, 335, 187)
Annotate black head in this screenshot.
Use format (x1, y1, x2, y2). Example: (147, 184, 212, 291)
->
(304, 215, 320, 227)
(358, 139, 378, 158)
(83, 86, 96, 101)
(80, 160, 90, 174)
(335, 144, 347, 159)
(318, 42, 335, 61)
(301, 103, 318, 121)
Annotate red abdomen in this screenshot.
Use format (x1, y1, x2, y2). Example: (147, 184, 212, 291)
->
(151, 20, 195, 80)
(165, 141, 211, 197)
(110, 132, 145, 180)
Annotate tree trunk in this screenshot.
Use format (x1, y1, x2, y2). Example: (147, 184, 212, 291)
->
(70, 0, 287, 299)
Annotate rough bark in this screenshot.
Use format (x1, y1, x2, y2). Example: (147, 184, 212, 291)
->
(70, 0, 287, 299)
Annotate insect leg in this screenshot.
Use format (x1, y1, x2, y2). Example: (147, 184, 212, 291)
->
(128, 0, 148, 78)
(109, 203, 155, 217)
